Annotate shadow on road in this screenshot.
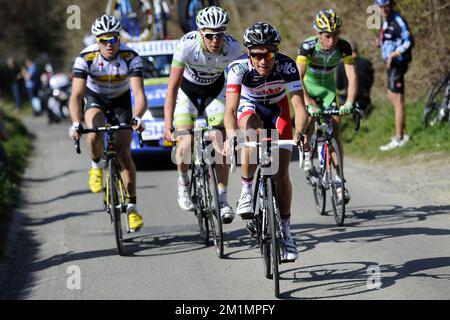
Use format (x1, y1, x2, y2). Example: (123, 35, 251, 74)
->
(28, 189, 92, 205)
(279, 256, 450, 299)
(24, 169, 84, 183)
(24, 209, 102, 226)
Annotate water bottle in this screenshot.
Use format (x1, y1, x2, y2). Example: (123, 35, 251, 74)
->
(317, 140, 325, 168)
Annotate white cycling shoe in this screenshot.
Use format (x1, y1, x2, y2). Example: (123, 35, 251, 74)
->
(220, 201, 235, 224)
(236, 193, 254, 219)
(303, 151, 313, 172)
(177, 183, 195, 211)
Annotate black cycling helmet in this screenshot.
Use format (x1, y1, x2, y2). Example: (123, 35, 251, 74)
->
(313, 9, 342, 33)
(243, 22, 281, 48)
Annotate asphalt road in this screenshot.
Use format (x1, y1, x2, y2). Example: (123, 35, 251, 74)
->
(1, 116, 449, 300)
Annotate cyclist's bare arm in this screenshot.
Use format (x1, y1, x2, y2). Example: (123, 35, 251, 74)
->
(224, 90, 240, 133)
(223, 90, 240, 155)
(163, 65, 184, 140)
(290, 90, 308, 135)
(130, 76, 148, 119)
(296, 59, 315, 107)
(343, 63, 358, 105)
(69, 77, 87, 126)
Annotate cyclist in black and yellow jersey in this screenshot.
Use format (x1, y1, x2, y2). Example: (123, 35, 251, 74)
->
(68, 15, 147, 232)
(296, 9, 358, 204)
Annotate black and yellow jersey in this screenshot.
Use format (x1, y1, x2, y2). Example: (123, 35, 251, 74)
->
(73, 43, 143, 99)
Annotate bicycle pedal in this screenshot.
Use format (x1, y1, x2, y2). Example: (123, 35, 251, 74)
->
(246, 223, 257, 238)
(239, 212, 255, 220)
(280, 258, 296, 263)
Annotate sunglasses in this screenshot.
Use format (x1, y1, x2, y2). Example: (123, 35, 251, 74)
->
(249, 51, 276, 61)
(202, 31, 225, 40)
(97, 35, 120, 45)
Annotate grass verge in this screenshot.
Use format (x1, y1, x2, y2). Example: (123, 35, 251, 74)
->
(0, 100, 32, 259)
(341, 98, 450, 160)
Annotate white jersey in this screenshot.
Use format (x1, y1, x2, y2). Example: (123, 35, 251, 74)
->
(73, 43, 143, 99)
(172, 31, 242, 86)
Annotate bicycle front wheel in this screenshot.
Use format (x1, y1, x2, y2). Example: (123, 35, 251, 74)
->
(206, 164, 223, 258)
(266, 178, 280, 298)
(192, 165, 209, 245)
(108, 160, 125, 255)
(327, 138, 346, 226)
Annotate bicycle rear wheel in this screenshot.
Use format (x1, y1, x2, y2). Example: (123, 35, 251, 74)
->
(207, 164, 223, 258)
(266, 178, 280, 298)
(327, 138, 346, 226)
(424, 74, 450, 127)
(192, 165, 209, 245)
(109, 160, 125, 255)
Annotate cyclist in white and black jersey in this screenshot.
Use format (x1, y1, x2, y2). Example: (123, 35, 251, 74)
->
(163, 6, 242, 223)
(68, 15, 147, 232)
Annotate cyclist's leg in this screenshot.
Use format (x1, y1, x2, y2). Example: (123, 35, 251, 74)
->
(387, 62, 408, 141)
(173, 87, 196, 210)
(112, 105, 135, 198)
(274, 148, 298, 261)
(111, 100, 144, 230)
(235, 101, 261, 217)
(84, 96, 106, 162)
(204, 86, 234, 219)
(84, 95, 107, 193)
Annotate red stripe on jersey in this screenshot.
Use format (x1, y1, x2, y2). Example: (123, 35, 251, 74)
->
(226, 84, 241, 94)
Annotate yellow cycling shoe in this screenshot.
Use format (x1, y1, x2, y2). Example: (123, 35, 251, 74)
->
(89, 168, 103, 193)
(128, 211, 144, 232)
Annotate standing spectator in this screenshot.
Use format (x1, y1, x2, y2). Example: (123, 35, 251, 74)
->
(0, 110, 9, 167)
(6, 57, 24, 110)
(375, 0, 414, 151)
(22, 57, 42, 115)
(336, 41, 374, 115)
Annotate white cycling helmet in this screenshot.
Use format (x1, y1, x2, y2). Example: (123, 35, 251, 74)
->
(91, 15, 123, 36)
(196, 6, 229, 30)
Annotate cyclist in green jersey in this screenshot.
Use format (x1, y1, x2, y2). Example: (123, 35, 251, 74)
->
(296, 9, 358, 204)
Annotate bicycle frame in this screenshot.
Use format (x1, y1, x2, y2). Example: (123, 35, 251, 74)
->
(232, 137, 299, 298)
(74, 116, 143, 255)
(305, 106, 362, 225)
(173, 125, 224, 257)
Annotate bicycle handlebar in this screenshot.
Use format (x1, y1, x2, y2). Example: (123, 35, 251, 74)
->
(310, 104, 364, 132)
(74, 121, 143, 154)
(229, 136, 305, 173)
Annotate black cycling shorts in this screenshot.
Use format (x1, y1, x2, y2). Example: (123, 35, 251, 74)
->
(180, 73, 225, 113)
(84, 88, 132, 124)
(387, 62, 409, 94)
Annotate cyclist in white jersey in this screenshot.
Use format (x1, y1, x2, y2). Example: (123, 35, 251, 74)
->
(68, 15, 147, 232)
(163, 6, 242, 224)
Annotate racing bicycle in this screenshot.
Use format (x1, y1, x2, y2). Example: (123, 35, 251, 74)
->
(304, 104, 362, 226)
(74, 113, 143, 255)
(173, 125, 224, 258)
(230, 133, 301, 298)
(423, 72, 450, 127)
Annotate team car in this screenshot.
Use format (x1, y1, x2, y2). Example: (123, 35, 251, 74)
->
(127, 39, 179, 157)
